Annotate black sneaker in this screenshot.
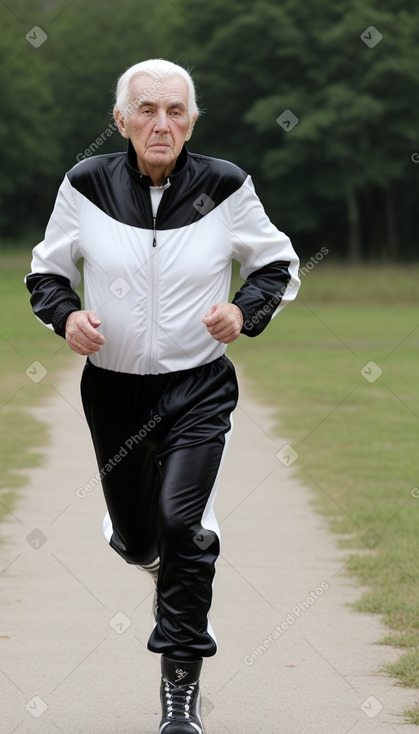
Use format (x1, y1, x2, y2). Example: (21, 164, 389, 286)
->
(159, 656, 204, 733)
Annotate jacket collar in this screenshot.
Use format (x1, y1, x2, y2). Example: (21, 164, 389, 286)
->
(125, 139, 189, 187)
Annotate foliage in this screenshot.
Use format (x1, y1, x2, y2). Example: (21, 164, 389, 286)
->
(0, 0, 418, 260)
(168, 0, 419, 259)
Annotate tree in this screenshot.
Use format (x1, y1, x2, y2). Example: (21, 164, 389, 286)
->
(1, 0, 418, 259)
(0, 0, 178, 239)
(166, 0, 419, 260)
(0, 2, 61, 235)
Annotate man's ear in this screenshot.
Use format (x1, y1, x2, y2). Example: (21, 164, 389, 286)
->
(114, 108, 129, 139)
(185, 112, 199, 142)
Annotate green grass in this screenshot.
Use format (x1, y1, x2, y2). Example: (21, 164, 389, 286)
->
(0, 249, 72, 521)
(228, 264, 419, 721)
(404, 704, 419, 726)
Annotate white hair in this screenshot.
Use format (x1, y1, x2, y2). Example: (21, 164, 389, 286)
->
(113, 59, 199, 122)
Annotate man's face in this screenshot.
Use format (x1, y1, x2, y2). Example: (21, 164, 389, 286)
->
(115, 73, 197, 179)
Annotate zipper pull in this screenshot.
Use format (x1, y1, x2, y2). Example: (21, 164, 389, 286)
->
(153, 216, 157, 248)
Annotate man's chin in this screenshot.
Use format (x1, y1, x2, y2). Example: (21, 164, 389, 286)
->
(145, 153, 177, 172)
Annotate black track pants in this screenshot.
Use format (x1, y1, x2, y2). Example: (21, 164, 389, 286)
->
(80, 356, 238, 659)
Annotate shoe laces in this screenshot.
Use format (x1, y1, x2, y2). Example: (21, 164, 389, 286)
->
(163, 679, 197, 720)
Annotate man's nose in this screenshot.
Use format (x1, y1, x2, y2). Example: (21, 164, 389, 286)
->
(153, 111, 169, 132)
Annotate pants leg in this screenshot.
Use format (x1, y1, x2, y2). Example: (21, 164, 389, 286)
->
(80, 359, 163, 565)
(147, 436, 231, 659)
(80, 355, 238, 658)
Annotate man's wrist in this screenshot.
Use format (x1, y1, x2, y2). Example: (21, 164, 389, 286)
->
(231, 299, 249, 333)
(52, 303, 80, 338)
(231, 303, 244, 330)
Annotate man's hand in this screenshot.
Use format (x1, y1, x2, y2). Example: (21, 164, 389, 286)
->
(202, 303, 243, 344)
(65, 310, 106, 355)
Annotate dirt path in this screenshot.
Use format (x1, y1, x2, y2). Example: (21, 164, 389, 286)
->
(0, 356, 417, 733)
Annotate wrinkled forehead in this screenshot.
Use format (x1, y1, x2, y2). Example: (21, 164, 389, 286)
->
(128, 73, 190, 107)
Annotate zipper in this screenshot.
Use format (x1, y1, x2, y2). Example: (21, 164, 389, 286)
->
(148, 182, 171, 369)
(148, 193, 158, 371)
(149, 200, 158, 372)
(149, 248, 159, 372)
(150, 180, 170, 248)
(152, 216, 157, 248)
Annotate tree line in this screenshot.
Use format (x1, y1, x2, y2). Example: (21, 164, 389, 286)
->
(1, 0, 418, 261)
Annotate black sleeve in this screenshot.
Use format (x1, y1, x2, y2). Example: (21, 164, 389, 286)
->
(26, 272, 81, 338)
(231, 260, 292, 337)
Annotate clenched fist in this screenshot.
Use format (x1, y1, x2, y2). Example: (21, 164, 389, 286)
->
(202, 303, 243, 344)
(65, 310, 106, 355)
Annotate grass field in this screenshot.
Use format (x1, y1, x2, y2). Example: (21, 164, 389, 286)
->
(228, 263, 419, 723)
(1, 252, 419, 721)
(0, 249, 72, 521)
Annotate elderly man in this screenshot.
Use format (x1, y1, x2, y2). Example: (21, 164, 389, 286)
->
(26, 59, 300, 733)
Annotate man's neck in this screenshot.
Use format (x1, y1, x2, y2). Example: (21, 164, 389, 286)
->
(137, 158, 175, 187)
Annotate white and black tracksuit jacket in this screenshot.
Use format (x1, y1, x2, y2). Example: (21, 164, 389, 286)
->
(26, 141, 300, 660)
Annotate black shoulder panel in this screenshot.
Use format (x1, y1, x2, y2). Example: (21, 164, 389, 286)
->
(159, 152, 248, 230)
(67, 149, 247, 230)
(68, 152, 153, 228)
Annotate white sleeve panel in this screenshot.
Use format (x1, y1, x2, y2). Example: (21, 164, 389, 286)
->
(30, 174, 82, 289)
(231, 176, 300, 312)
